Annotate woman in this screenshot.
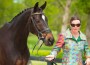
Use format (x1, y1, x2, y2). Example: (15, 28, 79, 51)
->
(46, 16, 90, 65)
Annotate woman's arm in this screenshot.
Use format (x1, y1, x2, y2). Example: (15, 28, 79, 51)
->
(84, 41, 90, 58)
(84, 41, 90, 65)
(45, 34, 65, 61)
(50, 34, 64, 57)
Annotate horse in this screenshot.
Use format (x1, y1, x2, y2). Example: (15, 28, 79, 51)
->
(0, 2, 54, 65)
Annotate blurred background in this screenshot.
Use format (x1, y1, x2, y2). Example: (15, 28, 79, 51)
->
(0, 0, 90, 65)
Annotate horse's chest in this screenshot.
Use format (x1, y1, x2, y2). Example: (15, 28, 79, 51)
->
(0, 31, 29, 65)
(0, 33, 17, 64)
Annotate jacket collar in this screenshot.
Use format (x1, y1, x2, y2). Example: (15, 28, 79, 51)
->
(64, 29, 87, 41)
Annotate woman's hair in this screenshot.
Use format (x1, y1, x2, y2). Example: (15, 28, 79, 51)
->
(70, 16, 81, 24)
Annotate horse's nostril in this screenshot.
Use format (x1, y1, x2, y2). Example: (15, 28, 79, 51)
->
(52, 38, 54, 44)
(48, 38, 54, 45)
(48, 38, 51, 42)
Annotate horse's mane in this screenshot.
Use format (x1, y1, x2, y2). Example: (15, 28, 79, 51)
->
(9, 8, 32, 23)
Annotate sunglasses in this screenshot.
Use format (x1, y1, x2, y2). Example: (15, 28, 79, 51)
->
(71, 24, 81, 27)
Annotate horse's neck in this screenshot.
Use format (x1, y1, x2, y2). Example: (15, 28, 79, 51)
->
(11, 12, 30, 31)
(0, 22, 11, 32)
(9, 10, 31, 47)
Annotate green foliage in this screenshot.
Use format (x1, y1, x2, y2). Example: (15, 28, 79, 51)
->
(0, 0, 25, 25)
(0, 0, 12, 24)
(77, 0, 90, 14)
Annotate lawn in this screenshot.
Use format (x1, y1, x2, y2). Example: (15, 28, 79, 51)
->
(27, 60, 61, 65)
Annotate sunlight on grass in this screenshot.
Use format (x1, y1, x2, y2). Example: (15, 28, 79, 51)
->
(29, 49, 63, 59)
(30, 60, 61, 65)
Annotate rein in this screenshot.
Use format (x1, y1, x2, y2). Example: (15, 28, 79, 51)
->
(42, 57, 57, 65)
(31, 13, 51, 52)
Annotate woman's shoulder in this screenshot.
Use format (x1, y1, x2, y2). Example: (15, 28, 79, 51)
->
(79, 31, 87, 40)
(60, 29, 72, 38)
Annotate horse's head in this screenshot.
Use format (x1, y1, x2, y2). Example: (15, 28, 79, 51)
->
(29, 2, 54, 46)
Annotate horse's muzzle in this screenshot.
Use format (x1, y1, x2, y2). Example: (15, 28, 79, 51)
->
(44, 33, 54, 46)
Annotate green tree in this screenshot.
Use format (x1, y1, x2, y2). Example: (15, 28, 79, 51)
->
(0, 0, 13, 24)
(0, 0, 25, 26)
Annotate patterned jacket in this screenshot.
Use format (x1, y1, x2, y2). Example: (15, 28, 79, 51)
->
(51, 29, 90, 65)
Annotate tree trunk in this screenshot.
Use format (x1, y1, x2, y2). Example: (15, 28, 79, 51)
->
(61, 0, 71, 34)
(86, 14, 90, 46)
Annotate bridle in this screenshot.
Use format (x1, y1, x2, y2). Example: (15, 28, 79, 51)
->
(31, 12, 51, 52)
(31, 12, 51, 39)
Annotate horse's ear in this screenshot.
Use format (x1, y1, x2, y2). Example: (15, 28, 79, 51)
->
(34, 2, 39, 12)
(40, 1, 47, 10)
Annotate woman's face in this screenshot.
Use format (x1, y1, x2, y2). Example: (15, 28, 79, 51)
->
(70, 20, 81, 32)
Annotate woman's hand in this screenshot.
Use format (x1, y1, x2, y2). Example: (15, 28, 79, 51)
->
(45, 55, 55, 61)
(85, 58, 90, 65)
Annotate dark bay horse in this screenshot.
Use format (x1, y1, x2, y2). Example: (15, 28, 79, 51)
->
(0, 2, 54, 65)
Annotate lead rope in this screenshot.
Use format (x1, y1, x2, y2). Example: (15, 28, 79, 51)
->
(48, 59, 57, 65)
(42, 57, 57, 65)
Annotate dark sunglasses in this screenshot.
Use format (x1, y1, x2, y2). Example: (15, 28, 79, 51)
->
(71, 24, 81, 27)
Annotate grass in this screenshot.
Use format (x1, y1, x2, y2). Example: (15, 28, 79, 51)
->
(27, 60, 62, 65)
(30, 49, 63, 58)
